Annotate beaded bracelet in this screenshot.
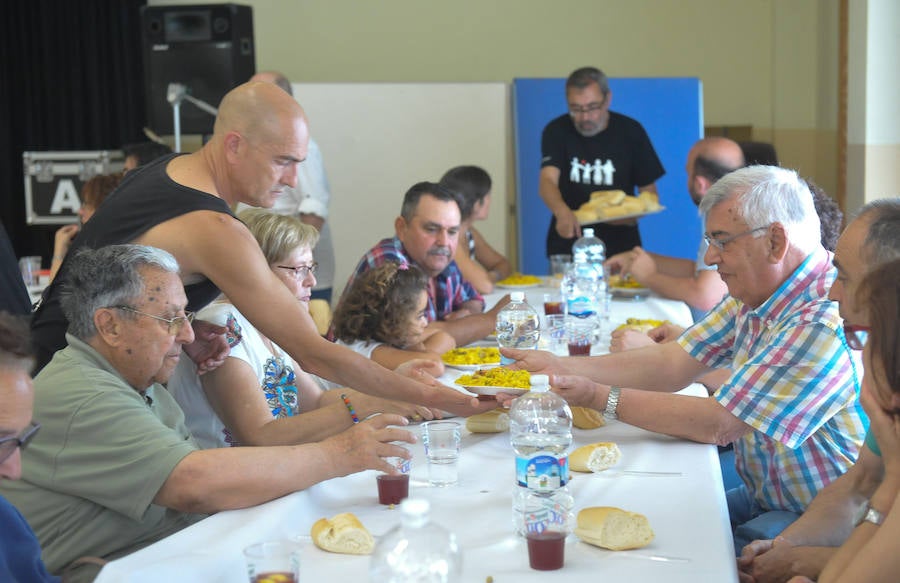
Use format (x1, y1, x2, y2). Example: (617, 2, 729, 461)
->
(341, 393, 360, 424)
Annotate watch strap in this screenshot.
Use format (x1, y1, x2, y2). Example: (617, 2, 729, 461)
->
(604, 387, 621, 420)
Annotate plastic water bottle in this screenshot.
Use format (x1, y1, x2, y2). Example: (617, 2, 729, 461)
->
(369, 498, 463, 582)
(572, 227, 606, 267)
(509, 375, 574, 537)
(564, 228, 610, 337)
(495, 291, 540, 365)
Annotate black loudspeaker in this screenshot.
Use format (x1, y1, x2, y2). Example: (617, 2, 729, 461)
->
(141, 3, 255, 135)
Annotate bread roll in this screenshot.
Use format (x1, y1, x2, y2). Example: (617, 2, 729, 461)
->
(311, 513, 375, 555)
(570, 442, 621, 472)
(637, 191, 661, 210)
(466, 409, 510, 433)
(575, 507, 655, 550)
(589, 190, 627, 206)
(574, 207, 599, 223)
(572, 406, 605, 429)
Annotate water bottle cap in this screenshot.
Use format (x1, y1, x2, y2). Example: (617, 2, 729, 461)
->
(583, 227, 594, 237)
(530, 374, 550, 390)
(510, 291, 525, 302)
(400, 498, 430, 518)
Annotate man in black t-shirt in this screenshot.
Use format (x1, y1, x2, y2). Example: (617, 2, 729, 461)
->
(539, 66, 665, 257)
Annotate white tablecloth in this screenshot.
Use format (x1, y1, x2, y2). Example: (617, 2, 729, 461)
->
(97, 285, 740, 582)
(96, 395, 737, 582)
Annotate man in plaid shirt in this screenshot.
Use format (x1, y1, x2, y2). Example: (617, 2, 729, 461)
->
(340, 181, 508, 347)
(503, 166, 866, 555)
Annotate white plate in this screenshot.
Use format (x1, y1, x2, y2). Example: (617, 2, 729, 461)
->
(578, 206, 666, 225)
(444, 362, 500, 371)
(456, 385, 528, 396)
(610, 286, 649, 298)
(495, 281, 541, 290)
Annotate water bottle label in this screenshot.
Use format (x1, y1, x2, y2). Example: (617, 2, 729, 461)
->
(566, 297, 596, 318)
(515, 454, 569, 492)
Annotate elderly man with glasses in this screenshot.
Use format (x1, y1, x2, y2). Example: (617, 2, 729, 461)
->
(0, 313, 58, 582)
(503, 165, 866, 555)
(539, 66, 665, 257)
(0, 245, 414, 583)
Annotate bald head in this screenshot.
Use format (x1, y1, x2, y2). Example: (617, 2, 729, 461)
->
(687, 137, 746, 205)
(214, 81, 307, 144)
(250, 71, 293, 96)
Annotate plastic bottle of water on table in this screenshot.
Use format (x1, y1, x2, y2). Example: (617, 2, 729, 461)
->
(509, 374, 574, 538)
(369, 498, 463, 582)
(495, 291, 540, 365)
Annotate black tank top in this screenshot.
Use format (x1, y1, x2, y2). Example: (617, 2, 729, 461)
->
(31, 154, 234, 371)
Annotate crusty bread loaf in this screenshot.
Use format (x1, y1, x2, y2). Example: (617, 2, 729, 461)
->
(311, 513, 375, 555)
(589, 190, 627, 206)
(571, 406, 605, 429)
(573, 206, 599, 223)
(570, 442, 621, 472)
(466, 409, 510, 433)
(575, 507, 654, 550)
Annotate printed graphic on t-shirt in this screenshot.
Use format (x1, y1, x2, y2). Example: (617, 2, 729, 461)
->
(569, 157, 616, 186)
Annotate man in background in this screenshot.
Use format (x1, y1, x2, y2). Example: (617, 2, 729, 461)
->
(341, 181, 506, 347)
(121, 141, 173, 173)
(606, 136, 741, 321)
(539, 66, 665, 257)
(244, 70, 337, 303)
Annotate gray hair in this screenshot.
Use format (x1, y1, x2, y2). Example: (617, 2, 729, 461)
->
(700, 165, 821, 254)
(854, 198, 900, 266)
(61, 245, 180, 339)
(566, 67, 610, 96)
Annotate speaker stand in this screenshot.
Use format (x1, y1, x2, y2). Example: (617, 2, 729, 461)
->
(166, 83, 218, 152)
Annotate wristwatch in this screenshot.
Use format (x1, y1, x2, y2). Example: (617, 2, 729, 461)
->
(856, 503, 886, 527)
(603, 387, 621, 420)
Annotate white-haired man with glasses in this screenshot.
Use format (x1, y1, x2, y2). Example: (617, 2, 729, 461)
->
(0, 313, 58, 582)
(0, 245, 414, 583)
(503, 166, 866, 555)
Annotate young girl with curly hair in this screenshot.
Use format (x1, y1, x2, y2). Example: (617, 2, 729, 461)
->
(331, 261, 456, 370)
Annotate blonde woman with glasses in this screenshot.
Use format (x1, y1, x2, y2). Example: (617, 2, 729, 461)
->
(168, 209, 435, 449)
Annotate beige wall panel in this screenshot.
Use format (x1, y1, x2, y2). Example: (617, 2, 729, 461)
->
(862, 144, 900, 202)
(293, 83, 508, 300)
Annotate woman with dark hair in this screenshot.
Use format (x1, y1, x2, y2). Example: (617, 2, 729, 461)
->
(331, 261, 456, 371)
(439, 165, 511, 293)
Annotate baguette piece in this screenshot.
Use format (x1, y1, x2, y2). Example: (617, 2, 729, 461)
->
(575, 507, 655, 550)
(466, 409, 510, 433)
(572, 406, 605, 429)
(570, 442, 621, 472)
(311, 513, 375, 555)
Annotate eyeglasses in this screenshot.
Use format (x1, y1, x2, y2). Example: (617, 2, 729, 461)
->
(844, 324, 870, 351)
(704, 225, 770, 251)
(568, 102, 606, 116)
(0, 422, 40, 465)
(113, 305, 195, 335)
(276, 262, 318, 279)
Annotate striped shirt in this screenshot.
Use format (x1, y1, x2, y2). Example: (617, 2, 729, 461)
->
(678, 248, 866, 513)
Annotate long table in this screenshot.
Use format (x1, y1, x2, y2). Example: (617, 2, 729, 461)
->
(96, 287, 740, 582)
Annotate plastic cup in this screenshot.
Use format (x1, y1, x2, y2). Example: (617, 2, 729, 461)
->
(19, 256, 41, 286)
(549, 254, 572, 279)
(566, 317, 594, 356)
(377, 456, 411, 505)
(243, 541, 300, 583)
(543, 292, 564, 316)
(543, 314, 567, 353)
(422, 421, 461, 487)
(526, 532, 567, 570)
